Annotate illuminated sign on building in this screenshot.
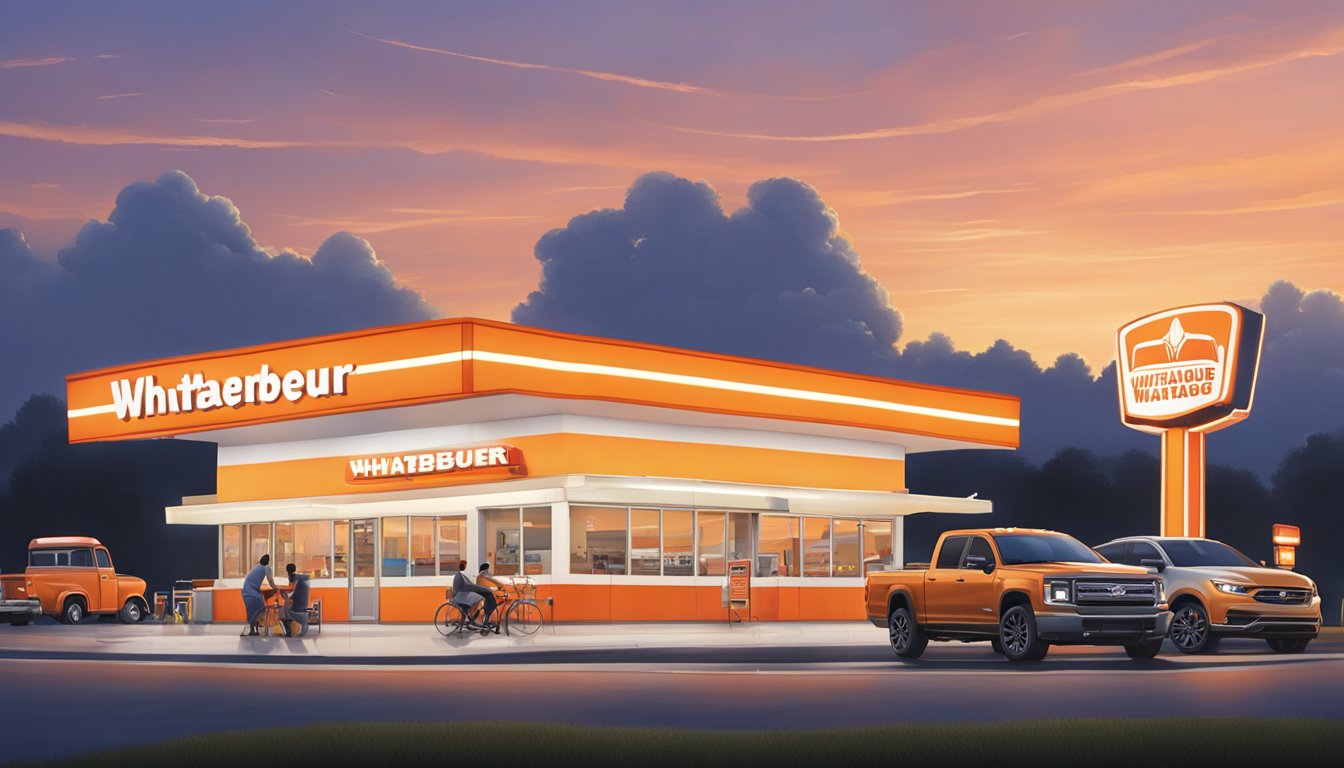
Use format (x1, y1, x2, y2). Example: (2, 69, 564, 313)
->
(346, 445, 525, 483)
(110, 363, 356, 420)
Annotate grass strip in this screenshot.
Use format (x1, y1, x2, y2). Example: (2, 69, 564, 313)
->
(22, 717, 1344, 767)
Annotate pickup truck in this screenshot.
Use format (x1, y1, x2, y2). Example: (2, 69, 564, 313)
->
(0, 537, 148, 625)
(865, 528, 1171, 662)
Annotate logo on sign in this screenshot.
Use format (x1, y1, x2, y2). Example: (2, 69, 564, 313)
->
(1116, 303, 1263, 432)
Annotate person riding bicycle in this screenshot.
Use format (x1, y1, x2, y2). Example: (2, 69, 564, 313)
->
(451, 560, 498, 629)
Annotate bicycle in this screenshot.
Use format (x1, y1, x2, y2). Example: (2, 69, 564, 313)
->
(434, 575, 545, 637)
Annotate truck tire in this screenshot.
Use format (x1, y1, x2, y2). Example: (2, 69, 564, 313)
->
(1266, 638, 1310, 654)
(1169, 601, 1220, 654)
(888, 606, 928, 660)
(9, 617, 32, 627)
(999, 605, 1049, 661)
(60, 597, 86, 625)
(1124, 639, 1163, 659)
(990, 637, 1005, 655)
(119, 598, 145, 624)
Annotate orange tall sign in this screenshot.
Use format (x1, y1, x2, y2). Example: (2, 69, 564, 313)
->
(1116, 303, 1264, 537)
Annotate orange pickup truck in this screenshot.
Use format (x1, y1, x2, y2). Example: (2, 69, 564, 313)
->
(866, 528, 1171, 662)
(0, 537, 149, 625)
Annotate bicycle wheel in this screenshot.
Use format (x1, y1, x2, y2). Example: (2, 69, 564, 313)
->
(505, 600, 544, 636)
(434, 602, 468, 637)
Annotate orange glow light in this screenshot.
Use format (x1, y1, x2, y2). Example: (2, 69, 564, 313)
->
(1273, 546, 1296, 568)
(1272, 524, 1301, 547)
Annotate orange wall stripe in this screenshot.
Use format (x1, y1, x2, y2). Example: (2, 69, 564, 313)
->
(216, 432, 906, 502)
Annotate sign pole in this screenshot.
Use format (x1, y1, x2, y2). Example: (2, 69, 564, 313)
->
(1159, 428, 1205, 538)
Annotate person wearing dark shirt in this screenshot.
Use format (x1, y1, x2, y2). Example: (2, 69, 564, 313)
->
(283, 563, 311, 637)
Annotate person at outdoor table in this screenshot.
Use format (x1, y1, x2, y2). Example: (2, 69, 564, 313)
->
(240, 554, 278, 637)
(282, 562, 311, 637)
(452, 560, 497, 629)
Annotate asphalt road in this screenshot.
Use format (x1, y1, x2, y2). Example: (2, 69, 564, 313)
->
(4, 638, 1343, 764)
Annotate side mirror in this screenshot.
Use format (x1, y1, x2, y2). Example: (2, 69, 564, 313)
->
(965, 555, 995, 573)
(1139, 558, 1166, 573)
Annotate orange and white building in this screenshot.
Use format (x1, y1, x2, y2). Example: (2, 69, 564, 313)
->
(66, 318, 1019, 623)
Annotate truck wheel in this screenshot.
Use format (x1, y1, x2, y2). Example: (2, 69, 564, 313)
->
(888, 606, 928, 660)
(1124, 639, 1164, 659)
(119, 599, 145, 624)
(9, 618, 32, 627)
(1169, 601, 1220, 654)
(990, 637, 1005, 655)
(60, 597, 86, 625)
(1267, 638, 1310, 654)
(999, 605, 1049, 661)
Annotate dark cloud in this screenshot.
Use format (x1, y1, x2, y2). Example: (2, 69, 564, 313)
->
(0, 170, 438, 416)
(513, 172, 901, 373)
(513, 172, 1344, 478)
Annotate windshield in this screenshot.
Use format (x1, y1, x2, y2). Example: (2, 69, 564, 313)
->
(994, 534, 1103, 565)
(1160, 539, 1258, 568)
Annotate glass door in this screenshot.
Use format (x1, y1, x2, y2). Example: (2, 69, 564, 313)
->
(349, 518, 379, 622)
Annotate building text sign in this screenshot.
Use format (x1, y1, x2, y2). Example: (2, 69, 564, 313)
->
(1116, 303, 1264, 433)
(346, 445, 525, 483)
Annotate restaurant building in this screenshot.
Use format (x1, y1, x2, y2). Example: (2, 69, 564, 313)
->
(66, 318, 1019, 623)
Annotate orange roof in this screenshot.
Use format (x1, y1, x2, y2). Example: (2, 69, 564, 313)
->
(67, 317, 1020, 448)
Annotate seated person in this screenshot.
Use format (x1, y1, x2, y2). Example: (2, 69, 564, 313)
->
(282, 563, 311, 637)
(476, 562, 508, 620)
(451, 560, 497, 629)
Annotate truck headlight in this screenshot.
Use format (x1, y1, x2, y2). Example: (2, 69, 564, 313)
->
(1044, 579, 1072, 605)
(1213, 580, 1251, 595)
(1309, 581, 1318, 599)
(1154, 579, 1166, 603)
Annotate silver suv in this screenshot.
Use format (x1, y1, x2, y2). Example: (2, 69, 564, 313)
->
(1094, 537, 1320, 654)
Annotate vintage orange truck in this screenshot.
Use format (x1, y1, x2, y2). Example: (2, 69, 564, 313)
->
(0, 537, 148, 624)
(865, 528, 1171, 661)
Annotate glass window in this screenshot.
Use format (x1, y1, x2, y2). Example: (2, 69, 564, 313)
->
(293, 521, 332, 578)
(697, 511, 725, 576)
(994, 533, 1103, 565)
(756, 515, 798, 577)
(1130, 541, 1164, 566)
(728, 512, 753, 565)
(832, 519, 860, 577)
(437, 518, 466, 575)
(247, 524, 270, 569)
(1095, 542, 1127, 564)
(935, 536, 968, 569)
(1159, 539, 1257, 567)
(571, 506, 628, 575)
(30, 550, 68, 567)
(274, 523, 295, 571)
(662, 509, 694, 576)
(522, 506, 552, 575)
(95, 549, 111, 569)
(381, 516, 409, 577)
(410, 517, 435, 576)
(222, 525, 243, 578)
(963, 536, 994, 568)
(333, 521, 350, 579)
(71, 548, 94, 568)
(630, 508, 661, 576)
(484, 508, 522, 576)
(352, 519, 376, 578)
(802, 517, 832, 577)
(862, 520, 893, 574)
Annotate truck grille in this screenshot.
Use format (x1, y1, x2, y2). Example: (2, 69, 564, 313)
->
(1252, 588, 1310, 605)
(1074, 581, 1158, 606)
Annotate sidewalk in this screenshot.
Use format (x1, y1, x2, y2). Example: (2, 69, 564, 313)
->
(3, 621, 1337, 666)
(0, 620, 886, 665)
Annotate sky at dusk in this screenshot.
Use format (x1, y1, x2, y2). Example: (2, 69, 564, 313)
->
(3, 1, 1342, 368)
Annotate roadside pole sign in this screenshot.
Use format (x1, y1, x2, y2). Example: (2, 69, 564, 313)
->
(1116, 303, 1265, 537)
(1272, 524, 1300, 569)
